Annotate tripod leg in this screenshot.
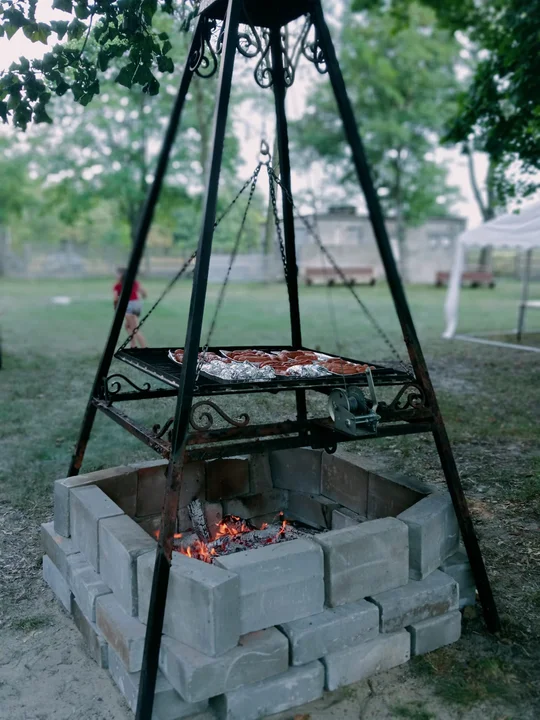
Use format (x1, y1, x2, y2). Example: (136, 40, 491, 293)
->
(270, 28, 307, 423)
(312, 1, 500, 633)
(135, 4, 242, 719)
(67, 19, 206, 478)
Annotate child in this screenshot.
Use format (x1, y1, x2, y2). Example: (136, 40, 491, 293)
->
(113, 268, 148, 349)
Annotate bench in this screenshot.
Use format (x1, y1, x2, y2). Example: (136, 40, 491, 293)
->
(436, 271, 495, 288)
(304, 266, 376, 287)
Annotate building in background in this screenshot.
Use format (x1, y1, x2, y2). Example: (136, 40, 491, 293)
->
(295, 206, 467, 285)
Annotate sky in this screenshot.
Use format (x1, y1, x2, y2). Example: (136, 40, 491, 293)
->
(0, 2, 493, 229)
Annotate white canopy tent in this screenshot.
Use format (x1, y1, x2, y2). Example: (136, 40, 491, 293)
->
(444, 202, 540, 345)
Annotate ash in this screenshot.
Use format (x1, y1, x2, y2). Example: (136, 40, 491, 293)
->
(173, 517, 326, 564)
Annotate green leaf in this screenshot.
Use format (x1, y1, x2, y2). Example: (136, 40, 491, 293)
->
(34, 104, 53, 124)
(157, 55, 174, 74)
(50, 20, 69, 40)
(134, 64, 154, 86)
(98, 50, 111, 71)
(67, 18, 86, 41)
(144, 75, 160, 96)
(162, 39, 172, 55)
(55, 80, 70, 96)
(0, 101, 8, 123)
(52, 0, 73, 13)
(23, 22, 52, 45)
(115, 64, 136, 88)
(75, 2, 91, 20)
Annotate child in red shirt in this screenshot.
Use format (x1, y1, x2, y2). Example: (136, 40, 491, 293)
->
(113, 268, 148, 349)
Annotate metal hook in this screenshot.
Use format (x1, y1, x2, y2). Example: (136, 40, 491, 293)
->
(259, 139, 271, 164)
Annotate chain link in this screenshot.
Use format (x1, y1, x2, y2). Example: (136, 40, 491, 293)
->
(116, 164, 264, 354)
(268, 165, 289, 286)
(196, 163, 263, 381)
(268, 166, 410, 372)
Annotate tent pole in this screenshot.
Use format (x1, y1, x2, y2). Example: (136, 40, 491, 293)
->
(517, 248, 533, 342)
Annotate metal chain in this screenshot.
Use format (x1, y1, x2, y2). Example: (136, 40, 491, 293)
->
(268, 166, 410, 372)
(268, 164, 289, 285)
(118, 252, 197, 352)
(117, 164, 264, 353)
(196, 163, 263, 380)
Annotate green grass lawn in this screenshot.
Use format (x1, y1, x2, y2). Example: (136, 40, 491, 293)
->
(0, 276, 538, 508)
(1, 277, 539, 715)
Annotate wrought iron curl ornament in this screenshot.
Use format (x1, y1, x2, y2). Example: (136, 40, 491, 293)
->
(385, 382, 428, 413)
(189, 401, 250, 431)
(105, 374, 151, 397)
(301, 15, 328, 75)
(152, 417, 175, 440)
(237, 23, 272, 89)
(189, 17, 224, 78)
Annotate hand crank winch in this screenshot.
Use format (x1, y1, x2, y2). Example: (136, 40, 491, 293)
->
(328, 367, 380, 437)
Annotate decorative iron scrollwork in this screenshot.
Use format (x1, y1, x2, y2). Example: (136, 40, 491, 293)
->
(189, 401, 250, 431)
(105, 374, 151, 397)
(385, 383, 428, 413)
(301, 16, 327, 75)
(190, 17, 223, 78)
(152, 417, 175, 440)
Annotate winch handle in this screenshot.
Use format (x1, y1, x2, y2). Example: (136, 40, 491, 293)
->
(366, 367, 378, 413)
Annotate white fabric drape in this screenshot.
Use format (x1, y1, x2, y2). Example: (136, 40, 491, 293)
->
(443, 202, 540, 338)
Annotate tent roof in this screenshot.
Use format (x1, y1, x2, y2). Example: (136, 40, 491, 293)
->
(459, 201, 540, 249)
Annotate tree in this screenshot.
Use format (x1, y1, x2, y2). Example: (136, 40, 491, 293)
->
(0, 1, 207, 128)
(294, 3, 460, 280)
(353, 0, 540, 205)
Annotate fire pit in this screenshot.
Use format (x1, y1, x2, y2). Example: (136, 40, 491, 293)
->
(42, 449, 474, 720)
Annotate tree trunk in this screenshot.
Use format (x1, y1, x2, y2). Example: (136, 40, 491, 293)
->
(394, 154, 408, 282)
(193, 78, 210, 187)
(465, 143, 496, 272)
(0, 226, 7, 277)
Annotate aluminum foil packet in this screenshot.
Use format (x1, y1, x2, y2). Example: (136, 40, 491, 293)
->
(286, 364, 331, 378)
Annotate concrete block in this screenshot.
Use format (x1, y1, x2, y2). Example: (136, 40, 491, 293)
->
(160, 628, 288, 703)
(223, 489, 288, 520)
(367, 469, 427, 520)
(321, 450, 369, 515)
(270, 448, 322, 494)
(99, 514, 157, 616)
(249, 453, 273, 494)
(212, 661, 325, 720)
(96, 594, 147, 672)
(398, 493, 460, 579)
(206, 457, 250, 502)
(440, 550, 475, 592)
(134, 459, 167, 518)
(138, 551, 240, 657)
(108, 647, 208, 718)
(312, 518, 409, 607)
(332, 507, 364, 529)
(323, 630, 410, 690)
(42, 555, 72, 612)
(54, 465, 135, 537)
(369, 570, 459, 633)
(71, 596, 108, 668)
(279, 600, 380, 666)
(70, 486, 124, 571)
(287, 492, 339, 529)
(70, 559, 112, 622)
(41, 522, 78, 578)
(215, 538, 324, 634)
(408, 610, 461, 655)
(245, 512, 279, 529)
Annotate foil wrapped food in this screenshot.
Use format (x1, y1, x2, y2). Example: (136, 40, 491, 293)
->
(200, 360, 277, 382)
(286, 364, 331, 378)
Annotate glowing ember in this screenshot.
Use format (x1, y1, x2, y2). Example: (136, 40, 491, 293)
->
(150, 513, 302, 564)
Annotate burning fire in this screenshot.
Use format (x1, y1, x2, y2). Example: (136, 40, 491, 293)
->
(152, 513, 289, 564)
